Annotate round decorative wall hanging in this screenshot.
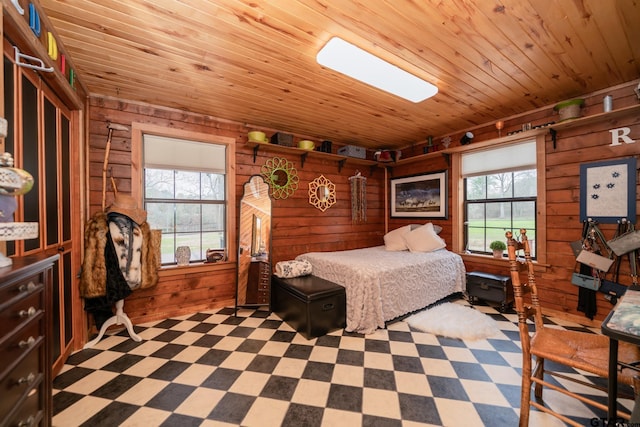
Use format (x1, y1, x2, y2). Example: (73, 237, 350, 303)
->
(261, 157, 299, 199)
(308, 175, 336, 212)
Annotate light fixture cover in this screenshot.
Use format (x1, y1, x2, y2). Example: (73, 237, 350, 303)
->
(316, 37, 437, 103)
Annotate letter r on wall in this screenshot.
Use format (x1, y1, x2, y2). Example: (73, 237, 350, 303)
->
(609, 127, 635, 146)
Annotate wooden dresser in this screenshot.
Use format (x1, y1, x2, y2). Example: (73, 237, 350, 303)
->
(0, 254, 58, 427)
(246, 261, 271, 305)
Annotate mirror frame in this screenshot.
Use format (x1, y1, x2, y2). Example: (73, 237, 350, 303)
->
(261, 156, 299, 199)
(235, 175, 272, 314)
(308, 174, 336, 212)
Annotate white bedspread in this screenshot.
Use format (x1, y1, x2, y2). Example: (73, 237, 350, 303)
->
(296, 246, 466, 334)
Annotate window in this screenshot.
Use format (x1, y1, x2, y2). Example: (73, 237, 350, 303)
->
(461, 140, 538, 258)
(143, 134, 228, 265)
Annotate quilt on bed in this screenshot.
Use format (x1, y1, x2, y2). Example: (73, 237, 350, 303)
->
(296, 246, 466, 334)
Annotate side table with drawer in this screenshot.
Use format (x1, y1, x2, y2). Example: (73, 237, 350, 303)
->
(466, 271, 513, 313)
(0, 254, 58, 427)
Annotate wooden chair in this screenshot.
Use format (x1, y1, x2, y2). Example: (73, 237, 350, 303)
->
(506, 229, 640, 426)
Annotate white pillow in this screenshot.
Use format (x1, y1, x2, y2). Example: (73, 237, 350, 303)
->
(384, 224, 412, 251)
(405, 223, 447, 252)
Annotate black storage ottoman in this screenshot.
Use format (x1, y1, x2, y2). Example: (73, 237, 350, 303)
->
(466, 271, 513, 312)
(271, 275, 346, 339)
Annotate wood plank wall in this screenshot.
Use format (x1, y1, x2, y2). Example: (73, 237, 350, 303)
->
(86, 80, 639, 326)
(391, 81, 640, 321)
(87, 96, 385, 324)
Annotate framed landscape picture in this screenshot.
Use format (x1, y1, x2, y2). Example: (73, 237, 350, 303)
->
(390, 170, 448, 218)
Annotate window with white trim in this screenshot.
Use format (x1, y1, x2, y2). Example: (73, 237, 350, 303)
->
(143, 134, 228, 265)
(462, 140, 537, 258)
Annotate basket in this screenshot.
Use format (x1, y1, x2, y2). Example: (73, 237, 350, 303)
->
(270, 132, 294, 147)
(554, 99, 584, 121)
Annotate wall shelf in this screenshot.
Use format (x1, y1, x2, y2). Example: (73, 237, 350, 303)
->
(390, 104, 640, 166)
(549, 104, 640, 148)
(248, 104, 640, 170)
(392, 127, 549, 168)
(248, 142, 379, 174)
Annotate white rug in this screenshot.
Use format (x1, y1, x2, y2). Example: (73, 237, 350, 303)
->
(404, 302, 500, 341)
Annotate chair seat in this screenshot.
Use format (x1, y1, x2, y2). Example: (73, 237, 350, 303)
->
(531, 327, 640, 386)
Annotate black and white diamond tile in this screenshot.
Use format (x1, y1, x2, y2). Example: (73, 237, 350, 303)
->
(52, 298, 632, 426)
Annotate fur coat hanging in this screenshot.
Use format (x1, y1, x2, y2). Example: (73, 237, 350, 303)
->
(80, 211, 159, 299)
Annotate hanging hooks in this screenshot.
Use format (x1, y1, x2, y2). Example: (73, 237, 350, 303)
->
(349, 170, 364, 180)
(13, 46, 54, 73)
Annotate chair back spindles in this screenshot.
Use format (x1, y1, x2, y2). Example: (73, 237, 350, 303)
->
(507, 229, 544, 330)
(505, 229, 639, 426)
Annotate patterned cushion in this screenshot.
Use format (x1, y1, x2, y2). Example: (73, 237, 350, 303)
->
(274, 259, 313, 278)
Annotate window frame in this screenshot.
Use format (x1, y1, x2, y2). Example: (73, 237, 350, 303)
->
(463, 172, 537, 257)
(450, 132, 547, 265)
(131, 123, 236, 269)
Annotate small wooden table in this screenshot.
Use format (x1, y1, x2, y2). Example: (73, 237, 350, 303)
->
(601, 284, 640, 423)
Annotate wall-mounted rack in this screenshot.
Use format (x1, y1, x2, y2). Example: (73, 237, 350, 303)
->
(549, 104, 640, 149)
(248, 141, 379, 175)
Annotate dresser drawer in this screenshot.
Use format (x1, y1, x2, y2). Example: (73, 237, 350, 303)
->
(246, 261, 271, 305)
(0, 344, 43, 418)
(5, 381, 44, 427)
(0, 254, 58, 427)
(0, 291, 44, 340)
(0, 320, 43, 381)
(0, 276, 43, 313)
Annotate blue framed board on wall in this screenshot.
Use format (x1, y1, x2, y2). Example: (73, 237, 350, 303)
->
(580, 157, 636, 223)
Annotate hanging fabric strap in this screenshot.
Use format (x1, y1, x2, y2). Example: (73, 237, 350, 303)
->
(590, 219, 638, 286)
(624, 221, 638, 285)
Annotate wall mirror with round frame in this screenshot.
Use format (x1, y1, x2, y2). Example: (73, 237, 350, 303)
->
(308, 175, 336, 212)
(261, 157, 299, 199)
(236, 175, 272, 314)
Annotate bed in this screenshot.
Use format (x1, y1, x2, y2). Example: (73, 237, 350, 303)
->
(295, 246, 466, 334)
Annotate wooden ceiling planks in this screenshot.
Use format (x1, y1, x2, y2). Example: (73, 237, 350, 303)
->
(38, 0, 640, 150)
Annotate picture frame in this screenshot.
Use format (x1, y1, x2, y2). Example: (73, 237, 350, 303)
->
(390, 170, 448, 218)
(579, 157, 636, 224)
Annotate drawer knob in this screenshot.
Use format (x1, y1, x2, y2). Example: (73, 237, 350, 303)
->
(19, 336, 36, 348)
(17, 372, 35, 385)
(19, 307, 37, 318)
(18, 281, 37, 293)
(17, 416, 35, 427)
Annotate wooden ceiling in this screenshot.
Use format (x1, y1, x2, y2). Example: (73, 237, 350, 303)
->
(39, 0, 640, 150)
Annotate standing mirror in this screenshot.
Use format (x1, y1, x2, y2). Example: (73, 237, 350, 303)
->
(236, 175, 272, 313)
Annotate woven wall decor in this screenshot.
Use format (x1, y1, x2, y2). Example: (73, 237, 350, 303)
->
(261, 157, 299, 199)
(308, 175, 336, 212)
(349, 171, 367, 223)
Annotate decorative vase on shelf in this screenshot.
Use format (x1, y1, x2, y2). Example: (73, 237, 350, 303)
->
(175, 246, 191, 265)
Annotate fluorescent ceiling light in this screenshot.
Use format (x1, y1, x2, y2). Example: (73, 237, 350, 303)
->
(316, 37, 438, 103)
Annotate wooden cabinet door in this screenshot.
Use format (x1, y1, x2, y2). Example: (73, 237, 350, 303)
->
(3, 49, 78, 377)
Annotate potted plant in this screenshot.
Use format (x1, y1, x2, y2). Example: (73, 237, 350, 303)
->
(489, 240, 507, 259)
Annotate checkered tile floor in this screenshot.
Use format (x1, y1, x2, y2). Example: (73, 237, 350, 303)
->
(53, 298, 633, 426)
